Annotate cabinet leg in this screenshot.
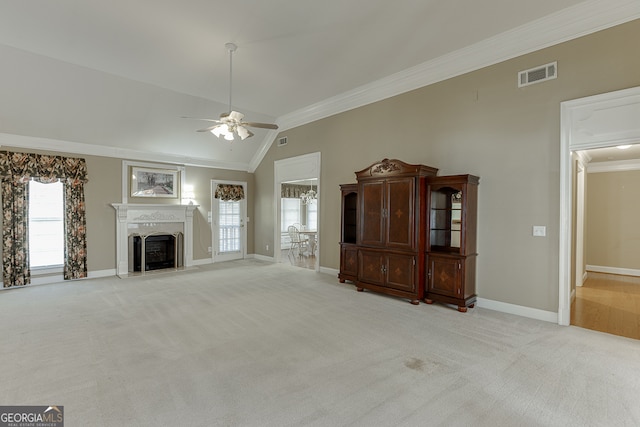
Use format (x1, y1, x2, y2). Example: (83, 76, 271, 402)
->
(425, 299, 434, 304)
(410, 299, 419, 305)
(457, 306, 468, 313)
(356, 287, 364, 292)
(469, 303, 475, 308)
(339, 278, 345, 283)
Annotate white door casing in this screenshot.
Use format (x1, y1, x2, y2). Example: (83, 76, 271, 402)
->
(559, 85, 640, 325)
(274, 153, 321, 271)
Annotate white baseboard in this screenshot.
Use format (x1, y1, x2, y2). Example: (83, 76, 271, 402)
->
(476, 298, 558, 323)
(586, 265, 640, 277)
(88, 269, 116, 279)
(2, 268, 117, 288)
(192, 258, 213, 266)
(319, 266, 339, 277)
(252, 254, 275, 262)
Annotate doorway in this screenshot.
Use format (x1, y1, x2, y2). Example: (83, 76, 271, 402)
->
(559, 85, 640, 326)
(274, 153, 321, 272)
(211, 180, 247, 262)
(280, 179, 318, 270)
(570, 144, 640, 339)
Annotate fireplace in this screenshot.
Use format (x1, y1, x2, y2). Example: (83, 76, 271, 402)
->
(112, 203, 198, 277)
(132, 233, 184, 272)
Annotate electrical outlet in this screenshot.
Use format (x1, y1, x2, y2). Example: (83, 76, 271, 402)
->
(207, 246, 212, 253)
(266, 244, 269, 251)
(532, 226, 546, 237)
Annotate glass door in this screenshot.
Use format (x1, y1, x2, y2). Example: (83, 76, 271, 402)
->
(212, 181, 246, 262)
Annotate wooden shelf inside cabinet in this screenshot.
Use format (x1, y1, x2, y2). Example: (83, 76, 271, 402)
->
(339, 184, 358, 283)
(425, 174, 479, 312)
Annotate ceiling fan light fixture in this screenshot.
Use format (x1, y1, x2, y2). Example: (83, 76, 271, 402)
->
(211, 124, 228, 137)
(187, 42, 278, 141)
(237, 125, 251, 140)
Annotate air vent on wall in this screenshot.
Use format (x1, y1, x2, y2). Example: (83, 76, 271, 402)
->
(518, 61, 557, 87)
(277, 137, 288, 147)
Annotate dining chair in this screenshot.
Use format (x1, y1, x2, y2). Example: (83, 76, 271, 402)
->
(287, 225, 308, 258)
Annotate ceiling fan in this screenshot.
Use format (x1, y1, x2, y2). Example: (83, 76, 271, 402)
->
(185, 42, 278, 141)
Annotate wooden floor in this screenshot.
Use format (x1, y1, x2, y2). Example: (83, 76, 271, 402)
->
(279, 249, 316, 270)
(571, 272, 640, 340)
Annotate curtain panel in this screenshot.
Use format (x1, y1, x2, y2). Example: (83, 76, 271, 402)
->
(0, 151, 89, 287)
(214, 184, 245, 201)
(281, 184, 311, 199)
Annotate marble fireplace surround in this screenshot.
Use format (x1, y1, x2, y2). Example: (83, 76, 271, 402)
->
(111, 203, 198, 277)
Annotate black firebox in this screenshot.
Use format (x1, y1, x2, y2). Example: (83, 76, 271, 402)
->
(133, 234, 176, 272)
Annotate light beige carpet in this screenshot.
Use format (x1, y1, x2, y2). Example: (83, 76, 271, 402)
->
(1, 260, 639, 426)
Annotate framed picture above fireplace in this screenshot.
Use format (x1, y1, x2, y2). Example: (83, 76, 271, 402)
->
(130, 167, 179, 198)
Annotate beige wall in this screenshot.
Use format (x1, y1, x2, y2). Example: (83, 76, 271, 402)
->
(9, 20, 640, 313)
(586, 170, 640, 270)
(184, 165, 255, 260)
(254, 19, 640, 312)
(4, 148, 254, 272)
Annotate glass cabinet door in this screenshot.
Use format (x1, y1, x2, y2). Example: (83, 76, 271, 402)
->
(429, 186, 463, 253)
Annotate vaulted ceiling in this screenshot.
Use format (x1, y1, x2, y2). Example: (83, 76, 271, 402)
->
(1, 0, 638, 171)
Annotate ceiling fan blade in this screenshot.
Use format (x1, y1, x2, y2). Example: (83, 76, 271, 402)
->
(243, 122, 279, 130)
(196, 125, 219, 132)
(181, 116, 223, 123)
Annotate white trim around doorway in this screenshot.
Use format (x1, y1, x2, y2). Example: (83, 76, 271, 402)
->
(274, 153, 321, 271)
(559, 85, 640, 325)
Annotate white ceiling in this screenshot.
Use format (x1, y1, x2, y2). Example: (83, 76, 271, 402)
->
(0, 0, 638, 171)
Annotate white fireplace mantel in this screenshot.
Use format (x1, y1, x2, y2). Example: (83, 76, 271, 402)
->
(111, 203, 199, 277)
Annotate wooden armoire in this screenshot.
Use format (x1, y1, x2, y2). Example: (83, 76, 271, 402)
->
(339, 159, 480, 311)
(352, 159, 438, 304)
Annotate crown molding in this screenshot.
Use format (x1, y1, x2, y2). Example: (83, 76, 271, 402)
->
(275, 0, 640, 133)
(0, 132, 250, 171)
(248, 129, 280, 173)
(575, 150, 592, 167)
(587, 158, 640, 173)
(251, 1, 640, 171)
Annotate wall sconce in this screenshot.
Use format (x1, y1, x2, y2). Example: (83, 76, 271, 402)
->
(182, 184, 196, 205)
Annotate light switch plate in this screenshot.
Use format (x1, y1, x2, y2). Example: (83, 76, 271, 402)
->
(533, 226, 546, 237)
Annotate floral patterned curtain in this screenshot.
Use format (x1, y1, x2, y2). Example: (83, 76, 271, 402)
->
(1, 177, 30, 287)
(214, 184, 245, 202)
(63, 178, 87, 280)
(281, 184, 309, 199)
(0, 151, 89, 287)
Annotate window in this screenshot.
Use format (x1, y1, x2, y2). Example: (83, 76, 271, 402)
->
(28, 180, 64, 268)
(218, 199, 241, 253)
(281, 198, 301, 231)
(306, 202, 317, 230)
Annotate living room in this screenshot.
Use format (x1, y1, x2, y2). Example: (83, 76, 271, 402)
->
(1, 2, 640, 425)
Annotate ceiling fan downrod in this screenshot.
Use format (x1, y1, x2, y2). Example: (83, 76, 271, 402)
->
(225, 42, 237, 115)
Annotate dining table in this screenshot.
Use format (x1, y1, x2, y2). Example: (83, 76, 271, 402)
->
(298, 230, 317, 256)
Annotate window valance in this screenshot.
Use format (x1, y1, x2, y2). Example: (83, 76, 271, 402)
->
(0, 151, 88, 183)
(281, 184, 310, 199)
(214, 184, 245, 201)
